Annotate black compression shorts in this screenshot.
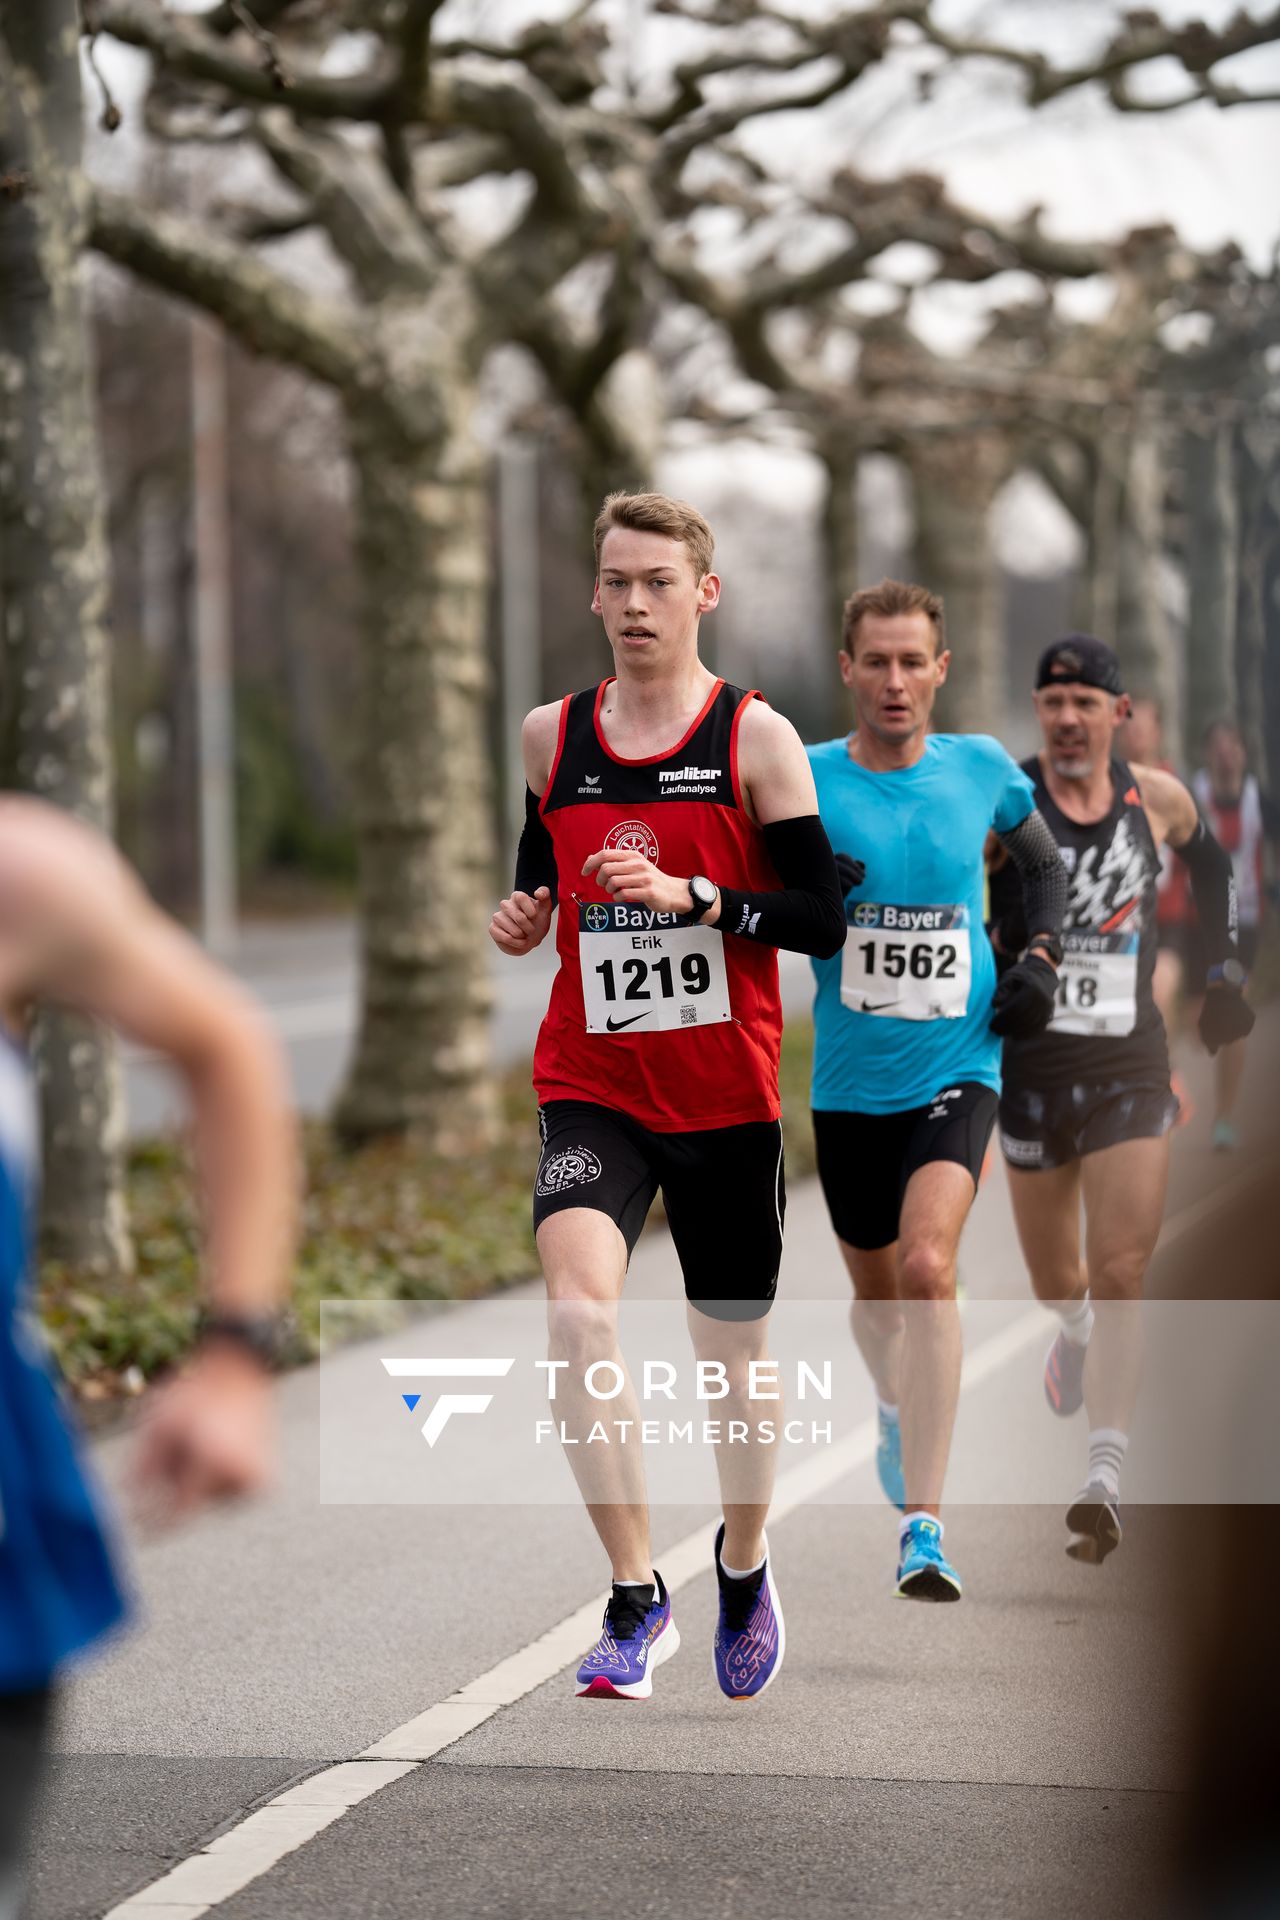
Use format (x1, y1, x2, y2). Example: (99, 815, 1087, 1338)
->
(812, 1083, 997, 1252)
(533, 1099, 785, 1320)
(998, 1076, 1177, 1171)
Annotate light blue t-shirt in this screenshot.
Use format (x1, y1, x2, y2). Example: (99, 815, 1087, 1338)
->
(808, 733, 1035, 1113)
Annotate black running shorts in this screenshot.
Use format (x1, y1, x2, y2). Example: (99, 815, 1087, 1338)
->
(533, 1099, 785, 1319)
(998, 1076, 1177, 1172)
(811, 1083, 997, 1252)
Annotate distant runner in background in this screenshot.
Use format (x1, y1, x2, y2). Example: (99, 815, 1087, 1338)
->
(1188, 720, 1279, 1151)
(1116, 697, 1196, 1125)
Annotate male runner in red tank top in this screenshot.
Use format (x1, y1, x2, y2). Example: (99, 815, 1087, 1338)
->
(490, 491, 844, 1701)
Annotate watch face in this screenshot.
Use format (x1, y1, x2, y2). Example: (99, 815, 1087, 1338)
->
(1220, 960, 1247, 989)
(690, 877, 715, 912)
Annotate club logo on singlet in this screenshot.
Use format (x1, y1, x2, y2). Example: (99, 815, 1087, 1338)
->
(603, 819, 659, 864)
(535, 1146, 604, 1196)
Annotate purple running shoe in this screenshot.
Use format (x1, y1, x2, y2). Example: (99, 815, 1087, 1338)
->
(576, 1572, 679, 1699)
(713, 1523, 785, 1700)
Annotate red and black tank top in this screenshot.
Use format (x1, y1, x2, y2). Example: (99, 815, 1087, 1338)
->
(533, 677, 783, 1132)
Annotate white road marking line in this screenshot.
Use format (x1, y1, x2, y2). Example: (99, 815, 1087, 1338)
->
(100, 1304, 1044, 1917)
(100, 1166, 1241, 1917)
(102, 1762, 413, 1916)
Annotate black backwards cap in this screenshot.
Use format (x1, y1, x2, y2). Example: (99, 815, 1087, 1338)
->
(1035, 634, 1124, 697)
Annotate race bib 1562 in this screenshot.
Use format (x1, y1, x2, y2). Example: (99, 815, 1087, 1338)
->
(840, 902, 971, 1021)
(579, 902, 732, 1035)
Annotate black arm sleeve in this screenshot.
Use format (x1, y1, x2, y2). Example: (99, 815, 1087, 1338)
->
(714, 815, 846, 960)
(1173, 815, 1238, 971)
(994, 810, 1069, 953)
(513, 785, 557, 897)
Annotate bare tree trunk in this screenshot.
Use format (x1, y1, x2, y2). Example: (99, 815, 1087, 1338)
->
(1113, 422, 1179, 738)
(818, 435, 859, 725)
(1235, 425, 1280, 783)
(332, 412, 498, 1150)
(907, 431, 1008, 736)
(1183, 420, 1238, 747)
(0, 2, 132, 1276)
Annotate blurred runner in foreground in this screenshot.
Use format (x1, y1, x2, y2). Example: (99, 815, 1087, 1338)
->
(0, 799, 297, 1920)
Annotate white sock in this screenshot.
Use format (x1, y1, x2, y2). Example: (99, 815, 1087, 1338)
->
(876, 1396, 900, 1424)
(720, 1535, 768, 1581)
(1087, 1428, 1127, 1498)
(899, 1513, 942, 1545)
(613, 1576, 655, 1592)
(1059, 1293, 1094, 1347)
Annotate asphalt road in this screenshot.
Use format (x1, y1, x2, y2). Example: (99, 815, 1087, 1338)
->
(122, 918, 817, 1137)
(27, 1017, 1278, 1920)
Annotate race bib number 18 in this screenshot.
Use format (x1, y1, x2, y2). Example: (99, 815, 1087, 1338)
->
(1049, 931, 1139, 1036)
(579, 903, 732, 1035)
(840, 902, 971, 1021)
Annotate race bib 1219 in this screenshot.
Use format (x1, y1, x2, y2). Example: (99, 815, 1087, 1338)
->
(579, 902, 732, 1035)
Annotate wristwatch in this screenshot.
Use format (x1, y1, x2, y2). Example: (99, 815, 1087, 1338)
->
(688, 875, 718, 923)
(1207, 958, 1248, 991)
(1027, 932, 1064, 967)
(197, 1309, 290, 1370)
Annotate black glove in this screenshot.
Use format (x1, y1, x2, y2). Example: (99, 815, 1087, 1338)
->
(834, 853, 866, 899)
(1198, 985, 1255, 1056)
(989, 953, 1059, 1039)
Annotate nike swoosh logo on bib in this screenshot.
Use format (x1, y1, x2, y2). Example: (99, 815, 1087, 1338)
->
(861, 999, 897, 1013)
(605, 1013, 648, 1031)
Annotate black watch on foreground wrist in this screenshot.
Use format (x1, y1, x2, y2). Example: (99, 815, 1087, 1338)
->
(1207, 958, 1248, 991)
(1027, 933, 1064, 967)
(688, 875, 718, 923)
(196, 1309, 289, 1370)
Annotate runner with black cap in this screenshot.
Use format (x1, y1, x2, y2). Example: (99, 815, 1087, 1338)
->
(988, 635, 1253, 1563)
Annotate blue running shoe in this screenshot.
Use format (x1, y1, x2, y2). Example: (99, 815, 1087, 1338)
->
(713, 1524, 785, 1699)
(876, 1406, 905, 1510)
(1044, 1329, 1088, 1417)
(896, 1515, 962, 1602)
(1065, 1482, 1122, 1565)
(576, 1573, 680, 1699)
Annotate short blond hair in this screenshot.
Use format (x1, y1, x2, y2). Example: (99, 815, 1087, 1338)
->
(594, 491, 714, 581)
(842, 578, 945, 655)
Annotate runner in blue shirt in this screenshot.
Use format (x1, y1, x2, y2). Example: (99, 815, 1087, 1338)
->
(0, 800, 296, 1914)
(808, 580, 1067, 1602)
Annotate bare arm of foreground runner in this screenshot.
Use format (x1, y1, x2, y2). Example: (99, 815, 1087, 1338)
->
(0, 798, 297, 1523)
